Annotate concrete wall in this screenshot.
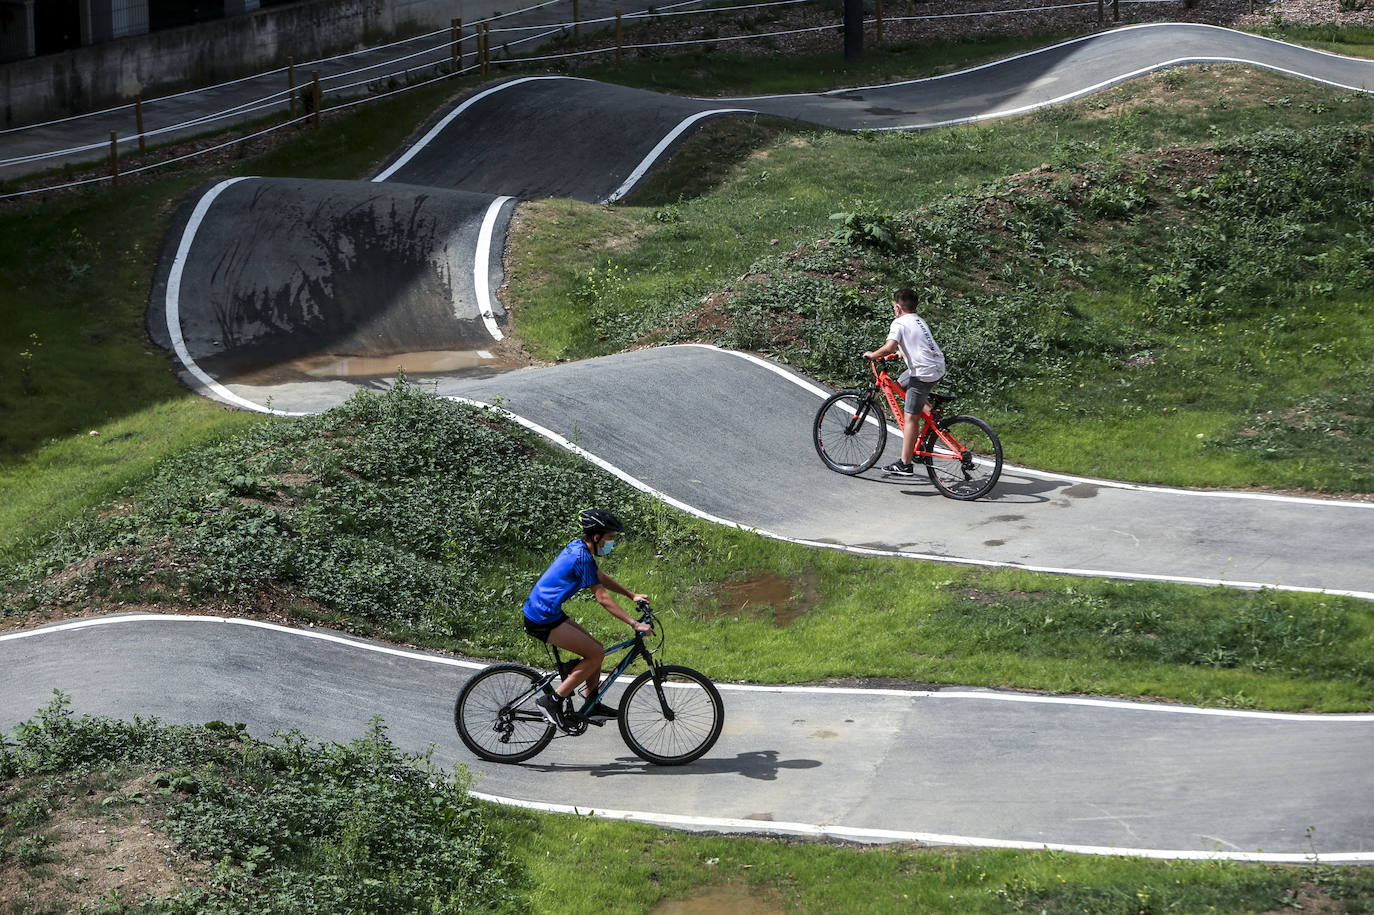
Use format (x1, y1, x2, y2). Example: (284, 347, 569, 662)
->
(0, 1, 37, 62)
(1, 0, 460, 126)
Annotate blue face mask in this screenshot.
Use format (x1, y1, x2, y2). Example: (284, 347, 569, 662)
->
(597, 539, 615, 557)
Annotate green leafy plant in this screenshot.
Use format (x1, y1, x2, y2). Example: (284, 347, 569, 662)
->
(828, 209, 899, 252)
(18, 332, 40, 396)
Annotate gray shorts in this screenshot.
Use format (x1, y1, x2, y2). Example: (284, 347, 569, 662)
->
(897, 371, 939, 415)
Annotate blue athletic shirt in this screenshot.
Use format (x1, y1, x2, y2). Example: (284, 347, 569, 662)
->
(522, 539, 600, 624)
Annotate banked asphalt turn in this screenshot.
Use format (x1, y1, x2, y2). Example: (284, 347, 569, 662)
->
(12, 24, 1374, 860)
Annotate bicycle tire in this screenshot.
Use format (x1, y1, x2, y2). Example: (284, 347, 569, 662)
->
(618, 665, 724, 766)
(814, 390, 887, 475)
(924, 415, 1003, 501)
(454, 664, 555, 764)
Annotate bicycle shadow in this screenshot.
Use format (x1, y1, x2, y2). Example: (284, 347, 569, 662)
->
(523, 748, 821, 780)
(858, 467, 1062, 505)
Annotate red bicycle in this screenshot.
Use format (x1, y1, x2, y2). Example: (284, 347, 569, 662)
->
(812, 356, 1003, 500)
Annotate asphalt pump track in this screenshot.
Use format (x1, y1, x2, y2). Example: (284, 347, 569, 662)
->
(10, 24, 1374, 861)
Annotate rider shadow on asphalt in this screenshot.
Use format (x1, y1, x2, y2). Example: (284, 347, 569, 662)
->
(862, 469, 1062, 505)
(521, 749, 821, 781)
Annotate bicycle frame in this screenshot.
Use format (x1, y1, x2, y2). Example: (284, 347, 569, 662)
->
(866, 357, 966, 460)
(552, 630, 656, 716)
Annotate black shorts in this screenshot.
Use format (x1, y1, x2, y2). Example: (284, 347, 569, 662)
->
(523, 612, 568, 643)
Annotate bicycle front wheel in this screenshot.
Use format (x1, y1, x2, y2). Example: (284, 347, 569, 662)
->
(924, 415, 1003, 501)
(618, 665, 724, 766)
(814, 390, 887, 474)
(455, 664, 554, 763)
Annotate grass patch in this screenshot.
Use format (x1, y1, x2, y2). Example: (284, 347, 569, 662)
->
(5, 384, 1371, 712)
(499, 807, 1374, 914)
(504, 66, 1374, 492)
(0, 178, 267, 558)
(573, 33, 1076, 97)
(1253, 21, 1374, 58)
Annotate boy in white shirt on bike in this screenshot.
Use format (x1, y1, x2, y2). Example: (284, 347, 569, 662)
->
(862, 288, 947, 476)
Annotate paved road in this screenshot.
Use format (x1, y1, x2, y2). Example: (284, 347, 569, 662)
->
(436, 346, 1374, 598)
(164, 340, 1374, 597)
(4, 615, 1372, 862)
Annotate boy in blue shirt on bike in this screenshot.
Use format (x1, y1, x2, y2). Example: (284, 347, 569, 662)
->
(523, 508, 652, 729)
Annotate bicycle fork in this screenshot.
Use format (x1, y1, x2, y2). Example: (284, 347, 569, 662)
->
(845, 392, 880, 436)
(648, 662, 677, 721)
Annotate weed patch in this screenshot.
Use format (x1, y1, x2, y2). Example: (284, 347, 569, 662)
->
(0, 382, 698, 658)
(0, 695, 520, 913)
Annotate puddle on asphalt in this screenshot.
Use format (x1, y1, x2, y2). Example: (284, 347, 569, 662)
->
(651, 885, 785, 915)
(708, 570, 822, 627)
(215, 348, 528, 384)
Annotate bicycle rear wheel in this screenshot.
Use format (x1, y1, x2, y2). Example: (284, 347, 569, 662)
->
(814, 390, 887, 474)
(455, 664, 555, 763)
(924, 415, 1003, 501)
(618, 665, 724, 766)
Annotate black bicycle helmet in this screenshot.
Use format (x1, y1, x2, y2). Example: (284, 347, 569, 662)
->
(580, 508, 624, 536)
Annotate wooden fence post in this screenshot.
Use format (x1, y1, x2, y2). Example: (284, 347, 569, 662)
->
(109, 131, 119, 185)
(1112, 0, 1118, 20)
(615, 9, 622, 63)
(451, 18, 460, 66)
(288, 56, 297, 118)
(573, 0, 580, 37)
(311, 70, 321, 127)
(876, 0, 883, 43)
(135, 95, 146, 154)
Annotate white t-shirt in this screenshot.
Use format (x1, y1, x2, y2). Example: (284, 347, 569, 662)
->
(887, 312, 946, 382)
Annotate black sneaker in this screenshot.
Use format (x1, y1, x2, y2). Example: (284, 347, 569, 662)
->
(584, 702, 619, 721)
(883, 460, 915, 476)
(535, 692, 570, 729)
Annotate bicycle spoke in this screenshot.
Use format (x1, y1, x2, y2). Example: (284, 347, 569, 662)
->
(814, 390, 886, 474)
(455, 666, 555, 763)
(925, 415, 1002, 501)
(618, 667, 723, 766)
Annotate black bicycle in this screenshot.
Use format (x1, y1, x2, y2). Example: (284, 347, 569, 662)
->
(454, 603, 724, 765)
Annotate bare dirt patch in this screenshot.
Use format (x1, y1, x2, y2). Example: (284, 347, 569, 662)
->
(652, 882, 787, 915)
(954, 586, 1044, 605)
(0, 778, 206, 913)
(703, 569, 824, 627)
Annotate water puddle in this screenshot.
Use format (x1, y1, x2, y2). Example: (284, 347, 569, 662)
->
(708, 570, 822, 627)
(651, 885, 785, 915)
(214, 348, 528, 384)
